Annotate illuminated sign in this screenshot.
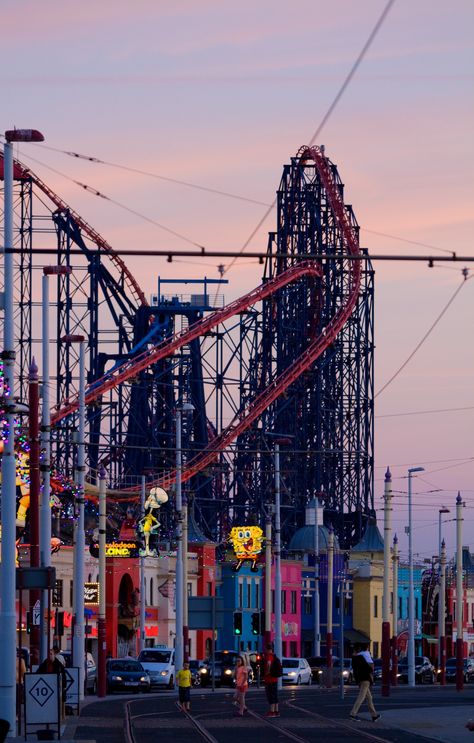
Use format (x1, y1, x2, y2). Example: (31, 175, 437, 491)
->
(228, 525, 264, 572)
(105, 540, 139, 558)
(84, 582, 100, 605)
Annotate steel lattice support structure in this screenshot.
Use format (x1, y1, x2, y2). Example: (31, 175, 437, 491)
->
(233, 149, 374, 547)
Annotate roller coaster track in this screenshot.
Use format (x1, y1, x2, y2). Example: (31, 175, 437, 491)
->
(51, 146, 362, 492)
(0, 152, 147, 308)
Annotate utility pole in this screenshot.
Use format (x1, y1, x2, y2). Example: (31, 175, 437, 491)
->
(97, 465, 107, 697)
(382, 467, 392, 697)
(264, 510, 272, 650)
(408, 466, 424, 687)
(28, 360, 41, 662)
(326, 525, 334, 687)
(439, 539, 447, 686)
(314, 498, 321, 656)
(456, 492, 464, 691)
(391, 534, 399, 686)
(438, 507, 449, 677)
(274, 443, 282, 685)
(139, 476, 146, 654)
(175, 407, 184, 677)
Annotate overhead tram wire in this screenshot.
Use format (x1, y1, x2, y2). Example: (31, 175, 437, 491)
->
(375, 273, 472, 398)
(376, 405, 474, 418)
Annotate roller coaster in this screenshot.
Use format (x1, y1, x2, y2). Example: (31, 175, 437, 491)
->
(1, 145, 374, 548)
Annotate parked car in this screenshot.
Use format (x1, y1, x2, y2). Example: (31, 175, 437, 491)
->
(396, 656, 435, 684)
(106, 659, 150, 693)
(442, 658, 474, 683)
(282, 658, 312, 685)
(333, 658, 354, 684)
(61, 650, 97, 694)
(137, 647, 175, 689)
(199, 651, 254, 688)
(188, 659, 204, 686)
(305, 656, 326, 684)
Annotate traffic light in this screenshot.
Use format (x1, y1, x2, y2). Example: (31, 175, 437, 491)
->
(251, 612, 259, 635)
(56, 611, 64, 637)
(233, 611, 243, 635)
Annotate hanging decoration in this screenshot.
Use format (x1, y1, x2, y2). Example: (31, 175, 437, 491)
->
(228, 525, 264, 572)
(137, 487, 168, 557)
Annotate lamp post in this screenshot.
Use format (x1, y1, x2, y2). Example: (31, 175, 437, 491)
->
(274, 443, 282, 686)
(97, 465, 107, 697)
(139, 476, 146, 654)
(382, 467, 392, 697)
(455, 492, 464, 692)
(175, 402, 194, 677)
(62, 334, 86, 698)
(437, 507, 450, 677)
(326, 525, 334, 687)
(41, 266, 71, 662)
(439, 539, 447, 685)
(391, 534, 399, 685)
(0, 128, 44, 733)
(314, 497, 321, 657)
(264, 508, 272, 649)
(407, 466, 424, 688)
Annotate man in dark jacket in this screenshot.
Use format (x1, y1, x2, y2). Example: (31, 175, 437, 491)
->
(350, 643, 380, 722)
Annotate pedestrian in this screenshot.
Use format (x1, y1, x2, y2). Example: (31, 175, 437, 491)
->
(176, 661, 192, 712)
(234, 657, 248, 716)
(263, 644, 282, 718)
(350, 642, 381, 722)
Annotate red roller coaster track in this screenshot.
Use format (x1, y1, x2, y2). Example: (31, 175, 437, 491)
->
(51, 146, 362, 494)
(0, 153, 147, 308)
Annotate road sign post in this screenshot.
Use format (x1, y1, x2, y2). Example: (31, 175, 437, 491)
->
(24, 672, 60, 740)
(64, 667, 80, 715)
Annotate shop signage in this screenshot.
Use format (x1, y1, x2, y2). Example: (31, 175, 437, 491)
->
(105, 540, 139, 558)
(84, 582, 99, 605)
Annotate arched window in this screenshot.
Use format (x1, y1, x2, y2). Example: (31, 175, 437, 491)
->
(150, 577, 154, 606)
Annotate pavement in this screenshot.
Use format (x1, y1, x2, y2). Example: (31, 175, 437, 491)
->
(8, 684, 474, 742)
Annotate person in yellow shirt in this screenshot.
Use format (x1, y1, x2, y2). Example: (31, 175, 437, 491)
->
(176, 661, 192, 711)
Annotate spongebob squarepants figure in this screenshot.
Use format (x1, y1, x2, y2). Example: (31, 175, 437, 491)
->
(228, 525, 264, 572)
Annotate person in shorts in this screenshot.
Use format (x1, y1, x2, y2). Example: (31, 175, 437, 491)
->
(176, 661, 192, 712)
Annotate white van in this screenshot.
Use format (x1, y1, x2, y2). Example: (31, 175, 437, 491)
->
(137, 647, 175, 689)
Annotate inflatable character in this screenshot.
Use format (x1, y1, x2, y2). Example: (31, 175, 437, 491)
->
(228, 525, 264, 572)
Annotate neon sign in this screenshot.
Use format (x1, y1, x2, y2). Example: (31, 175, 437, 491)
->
(105, 540, 139, 558)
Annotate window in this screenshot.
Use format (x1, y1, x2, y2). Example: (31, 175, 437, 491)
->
(271, 589, 275, 613)
(415, 597, 419, 619)
(187, 582, 192, 597)
(390, 591, 393, 613)
(52, 580, 63, 607)
(150, 578, 154, 606)
(398, 596, 402, 618)
(282, 641, 287, 656)
(373, 595, 378, 618)
(291, 591, 297, 614)
(282, 590, 287, 614)
(247, 582, 251, 608)
(290, 641, 297, 657)
(373, 641, 379, 659)
(207, 582, 212, 596)
(69, 580, 74, 608)
(238, 581, 243, 609)
(304, 596, 312, 615)
(255, 581, 260, 609)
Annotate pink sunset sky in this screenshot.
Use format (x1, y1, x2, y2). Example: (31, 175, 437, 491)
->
(2, 0, 474, 559)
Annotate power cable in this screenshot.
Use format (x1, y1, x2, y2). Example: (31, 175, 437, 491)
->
(375, 275, 471, 398)
(376, 405, 474, 418)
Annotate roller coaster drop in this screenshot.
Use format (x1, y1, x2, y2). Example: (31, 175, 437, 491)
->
(1, 145, 374, 548)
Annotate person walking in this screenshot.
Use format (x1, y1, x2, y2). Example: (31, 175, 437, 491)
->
(38, 649, 67, 719)
(263, 644, 281, 718)
(234, 657, 248, 716)
(350, 643, 380, 722)
(176, 661, 192, 712)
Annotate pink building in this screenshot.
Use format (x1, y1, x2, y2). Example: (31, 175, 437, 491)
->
(266, 559, 302, 657)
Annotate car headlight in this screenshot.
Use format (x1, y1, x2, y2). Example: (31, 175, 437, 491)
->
(160, 671, 168, 676)
(225, 669, 232, 675)
(111, 675, 122, 681)
(200, 668, 208, 674)
(342, 670, 349, 677)
(396, 673, 401, 677)
(288, 671, 296, 676)
(140, 676, 147, 682)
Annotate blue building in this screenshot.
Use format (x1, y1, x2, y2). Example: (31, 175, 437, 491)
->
(397, 562, 424, 656)
(218, 562, 264, 653)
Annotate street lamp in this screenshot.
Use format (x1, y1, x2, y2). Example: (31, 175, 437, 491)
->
(438, 507, 450, 676)
(407, 466, 424, 687)
(62, 334, 86, 698)
(0, 127, 44, 734)
(175, 401, 194, 675)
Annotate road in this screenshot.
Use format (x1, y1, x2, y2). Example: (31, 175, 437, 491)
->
(71, 684, 474, 743)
